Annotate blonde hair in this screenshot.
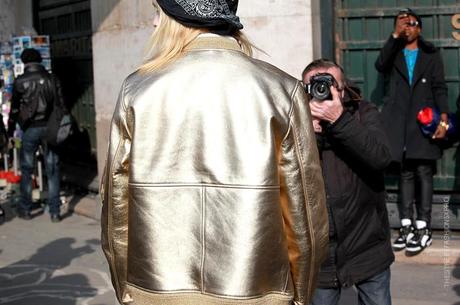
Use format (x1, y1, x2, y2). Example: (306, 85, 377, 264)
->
(139, 1, 254, 73)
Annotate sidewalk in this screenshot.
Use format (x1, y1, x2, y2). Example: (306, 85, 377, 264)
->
(392, 231, 460, 266)
(68, 194, 460, 266)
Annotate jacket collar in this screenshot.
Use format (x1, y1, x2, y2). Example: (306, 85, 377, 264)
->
(412, 50, 432, 86)
(24, 62, 46, 73)
(394, 38, 434, 87)
(394, 51, 409, 83)
(185, 34, 242, 52)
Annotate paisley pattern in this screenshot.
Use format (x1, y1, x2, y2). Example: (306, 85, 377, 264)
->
(176, 0, 236, 20)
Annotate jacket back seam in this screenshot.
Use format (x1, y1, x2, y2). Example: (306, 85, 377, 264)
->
(126, 282, 293, 299)
(128, 182, 280, 190)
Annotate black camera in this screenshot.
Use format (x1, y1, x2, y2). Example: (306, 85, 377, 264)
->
(306, 73, 335, 101)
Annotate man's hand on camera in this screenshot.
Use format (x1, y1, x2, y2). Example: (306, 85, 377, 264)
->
(309, 86, 344, 125)
(312, 117, 322, 133)
(393, 14, 409, 38)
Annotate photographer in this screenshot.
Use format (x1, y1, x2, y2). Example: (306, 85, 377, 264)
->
(302, 59, 394, 305)
(375, 8, 449, 253)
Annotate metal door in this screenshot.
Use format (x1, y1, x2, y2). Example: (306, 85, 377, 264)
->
(335, 0, 460, 228)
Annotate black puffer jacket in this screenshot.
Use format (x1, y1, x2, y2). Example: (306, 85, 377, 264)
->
(9, 63, 65, 134)
(316, 98, 394, 288)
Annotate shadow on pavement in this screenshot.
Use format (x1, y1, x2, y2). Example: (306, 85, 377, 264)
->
(0, 237, 99, 305)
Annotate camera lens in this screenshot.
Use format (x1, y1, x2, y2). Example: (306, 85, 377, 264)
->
(308, 73, 334, 101)
(311, 82, 331, 100)
(317, 84, 327, 94)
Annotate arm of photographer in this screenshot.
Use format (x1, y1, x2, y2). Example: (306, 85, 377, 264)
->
(323, 102, 392, 171)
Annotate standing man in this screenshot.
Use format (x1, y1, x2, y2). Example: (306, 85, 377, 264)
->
(302, 59, 394, 305)
(375, 8, 449, 253)
(9, 48, 66, 222)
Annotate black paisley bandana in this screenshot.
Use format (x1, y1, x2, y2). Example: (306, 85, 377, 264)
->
(156, 0, 243, 35)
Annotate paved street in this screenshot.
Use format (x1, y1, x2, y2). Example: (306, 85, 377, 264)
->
(0, 197, 117, 305)
(0, 197, 459, 305)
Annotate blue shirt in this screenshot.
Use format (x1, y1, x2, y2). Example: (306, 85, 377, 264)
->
(403, 48, 419, 85)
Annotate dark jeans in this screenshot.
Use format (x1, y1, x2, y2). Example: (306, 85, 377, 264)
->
(311, 268, 392, 305)
(399, 158, 434, 225)
(19, 126, 61, 215)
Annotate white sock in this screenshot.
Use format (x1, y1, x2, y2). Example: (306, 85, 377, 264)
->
(415, 220, 427, 229)
(401, 218, 412, 227)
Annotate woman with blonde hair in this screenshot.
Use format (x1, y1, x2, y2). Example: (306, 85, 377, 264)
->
(101, 1, 328, 305)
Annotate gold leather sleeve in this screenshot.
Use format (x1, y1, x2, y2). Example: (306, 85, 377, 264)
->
(279, 82, 329, 305)
(100, 80, 132, 303)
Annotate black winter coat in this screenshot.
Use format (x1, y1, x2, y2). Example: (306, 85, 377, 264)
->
(316, 100, 394, 288)
(375, 35, 449, 162)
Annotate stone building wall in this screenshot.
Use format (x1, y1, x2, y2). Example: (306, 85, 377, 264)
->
(92, 0, 316, 176)
(0, 0, 16, 41)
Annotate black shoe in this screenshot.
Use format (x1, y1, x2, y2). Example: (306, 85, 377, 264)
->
(0, 207, 4, 224)
(51, 214, 61, 223)
(406, 228, 432, 253)
(18, 211, 32, 220)
(393, 225, 414, 250)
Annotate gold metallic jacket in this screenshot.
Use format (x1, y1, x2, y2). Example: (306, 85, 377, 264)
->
(101, 36, 328, 305)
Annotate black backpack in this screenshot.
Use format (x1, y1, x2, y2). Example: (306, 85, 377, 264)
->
(17, 82, 48, 129)
(45, 76, 73, 147)
(46, 105, 73, 147)
(16, 68, 54, 129)
(18, 97, 39, 128)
